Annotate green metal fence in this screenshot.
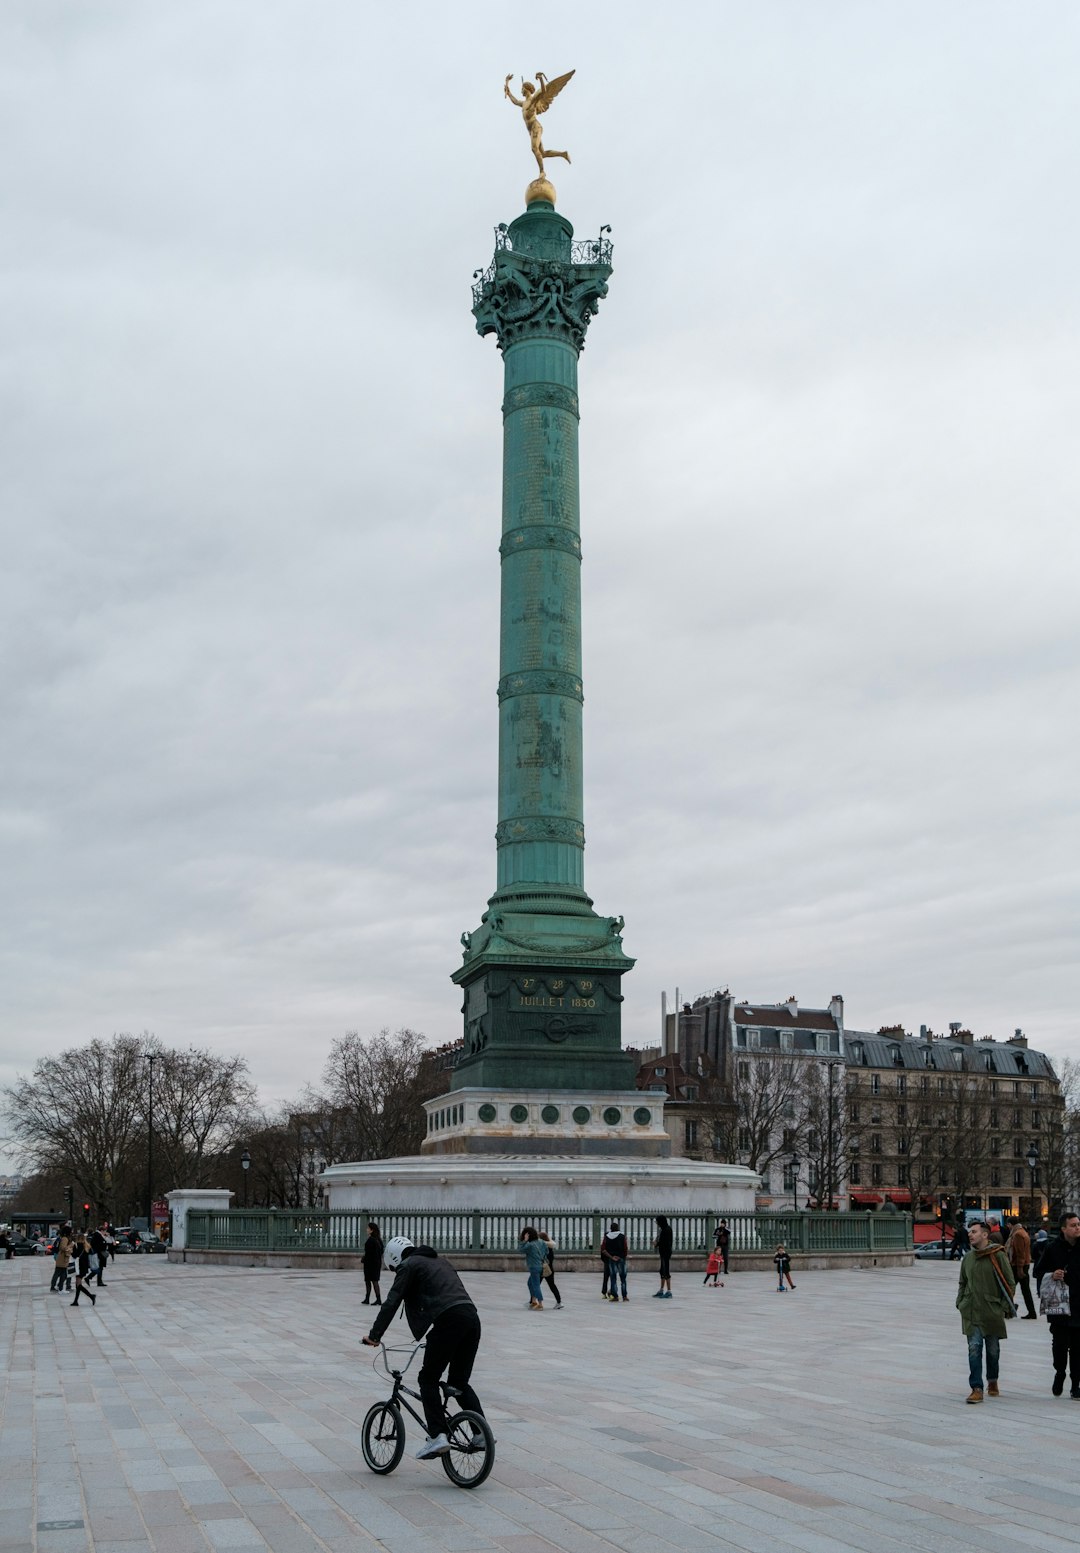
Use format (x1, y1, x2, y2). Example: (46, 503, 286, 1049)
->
(184, 1207, 912, 1256)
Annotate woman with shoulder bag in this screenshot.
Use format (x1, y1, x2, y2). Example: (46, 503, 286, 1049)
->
(538, 1229, 563, 1310)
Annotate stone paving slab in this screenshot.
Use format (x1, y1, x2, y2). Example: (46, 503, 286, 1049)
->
(2, 1254, 1078, 1552)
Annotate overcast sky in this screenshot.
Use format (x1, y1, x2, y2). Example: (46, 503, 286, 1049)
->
(2, 2, 1078, 1161)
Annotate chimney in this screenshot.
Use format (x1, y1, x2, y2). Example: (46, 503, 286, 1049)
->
(829, 994, 844, 1028)
(785, 995, 798, 1019)
(1008, 1028, 1028, 1048)
(919, 1024, 930, 1042)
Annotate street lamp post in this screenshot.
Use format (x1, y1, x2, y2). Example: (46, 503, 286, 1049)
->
(145, 1052, 157, 1229)
(1026, 1142, 1039, 1223)
(241, 1149, 250, 1210)
(789, 1153, 801, 1213)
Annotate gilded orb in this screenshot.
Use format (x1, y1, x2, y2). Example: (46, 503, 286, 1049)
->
(526, 176, 557, 207)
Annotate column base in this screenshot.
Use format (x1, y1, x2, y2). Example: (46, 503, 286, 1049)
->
(423, 1087, 669, 1157)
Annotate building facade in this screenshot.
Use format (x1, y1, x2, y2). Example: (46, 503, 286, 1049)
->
(845, 1025, 1063, 1219)
(636, 995, 1065, 1219)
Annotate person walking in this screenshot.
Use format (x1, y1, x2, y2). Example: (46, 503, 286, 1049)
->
(703, 1246, 724, 1287)
(1006, 1221, 1037, 1320)
(653, 1215, 673, 1299)
(601, 1220, 629, 1302)
(956, 1218, 1015, 1402)
(1036, 1210, 1080, 1397)
(714, 1218, 731, 1277)
(773, 1244, 795, 1291)
(90, 1225, 109, 1288)
(520, 1226, 548, 1309)
(361, 1237, 485, 1460)
(361, 1221, 383, 1307)
(50, 1226, 72, 1293)
(537, 1230, 563, 1309)
(70, 1234, 97, 1308)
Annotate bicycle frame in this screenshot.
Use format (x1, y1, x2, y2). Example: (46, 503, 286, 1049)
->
(372, 1342, 462, 1432)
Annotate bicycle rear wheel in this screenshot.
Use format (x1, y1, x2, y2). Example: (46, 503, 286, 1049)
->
(361, 1402, 405, 1474)
(440, 1410, 494, 1488)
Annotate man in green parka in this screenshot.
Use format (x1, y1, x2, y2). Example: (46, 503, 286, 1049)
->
(957, 1218, 1016, 1403)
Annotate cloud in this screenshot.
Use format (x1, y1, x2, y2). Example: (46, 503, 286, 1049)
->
(1, 3, 1078, 1150)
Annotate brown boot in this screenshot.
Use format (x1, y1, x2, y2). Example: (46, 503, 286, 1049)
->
(987, 1381, 999, 1397)
(966, 1388, 984, 1404)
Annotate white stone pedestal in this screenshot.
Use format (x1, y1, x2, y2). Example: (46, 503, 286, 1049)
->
(323, 1154, 758, 1217)
(421, 1086, 670, 1157)
(166, 1188, 233, 1250)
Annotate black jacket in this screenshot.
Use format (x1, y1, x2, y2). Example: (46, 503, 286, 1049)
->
(1035, 1233, 1080, 1327)
(368, 1248, 474, 1342)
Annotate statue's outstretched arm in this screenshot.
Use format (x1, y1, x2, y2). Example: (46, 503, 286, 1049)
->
(504, 75, 524, 107)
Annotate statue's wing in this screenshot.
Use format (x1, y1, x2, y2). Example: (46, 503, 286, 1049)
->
(534, 69, 575, 114)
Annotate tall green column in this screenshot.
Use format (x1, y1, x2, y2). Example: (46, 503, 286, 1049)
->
(450, 196, 634, 1096)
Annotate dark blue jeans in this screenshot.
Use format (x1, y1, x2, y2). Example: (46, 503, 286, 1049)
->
(967, 1326, 1000, 1390)
(606, 1257, 627, 1297)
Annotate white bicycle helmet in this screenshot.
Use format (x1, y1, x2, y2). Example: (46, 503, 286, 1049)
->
(383, 1235, 413, 1271)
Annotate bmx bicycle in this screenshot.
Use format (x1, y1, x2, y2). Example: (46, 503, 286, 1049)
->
(361, 1341, 495, 1488)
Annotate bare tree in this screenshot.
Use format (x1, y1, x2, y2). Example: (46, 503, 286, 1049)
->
(320, 1028, 446, 1161)
(730, 1054, 807, 1181)
(801, 1060, 856, 1208)
(150, 1045, 256, 1189)
(1051, 1056, 1080, 1213)
(1, 1034, 148, 1220)
(933, 1076, 993, 1207)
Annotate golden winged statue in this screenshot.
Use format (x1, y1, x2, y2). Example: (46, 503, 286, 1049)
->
(504, 70, 575, 181)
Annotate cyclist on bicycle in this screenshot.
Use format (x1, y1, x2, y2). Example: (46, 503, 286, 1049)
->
(361, 1237, 485, 1459)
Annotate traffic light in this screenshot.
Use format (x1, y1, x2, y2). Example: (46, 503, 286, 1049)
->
(82, 1202, 90, 1218)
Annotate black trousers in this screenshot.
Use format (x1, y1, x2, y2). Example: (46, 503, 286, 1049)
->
(1015, 1270, 1036, 1318)
(418, 1304, 483, 1437)
(543, 1259, 562, 1304)
(1049, 1318, 1080, 1382)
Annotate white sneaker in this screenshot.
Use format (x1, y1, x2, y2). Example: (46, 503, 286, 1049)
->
(415, 1434, 451, 1459)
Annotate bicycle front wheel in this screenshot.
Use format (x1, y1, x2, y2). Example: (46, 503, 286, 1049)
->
(440, 1410, 494, 1489)
(361, 1402, 405, 1474)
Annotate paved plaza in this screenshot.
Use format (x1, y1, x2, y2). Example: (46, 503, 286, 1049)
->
(2, 1254, 1078, 1553)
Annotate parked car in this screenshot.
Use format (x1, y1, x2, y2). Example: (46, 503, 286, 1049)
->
(132, 1231, 168, 1254)
(914, 1240, 953, 1259)
(6, 1233, 43, 1256)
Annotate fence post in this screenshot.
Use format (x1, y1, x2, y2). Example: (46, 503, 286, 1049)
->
(866, 1211, 876, 1251)
(268, 1208, 278, 1253)
(591, 1210, 602, 1254)
(704, 1211, 716, 1251)
(799, 1212, 810, 1253)
(471, 1210, 482, 1252)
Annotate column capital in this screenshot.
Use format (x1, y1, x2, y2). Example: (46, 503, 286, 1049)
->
(472, 209, 613, 354)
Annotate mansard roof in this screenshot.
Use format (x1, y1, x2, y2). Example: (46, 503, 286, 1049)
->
(843, 1030, 1057, 1079)
(734, 1003, 838, 1033)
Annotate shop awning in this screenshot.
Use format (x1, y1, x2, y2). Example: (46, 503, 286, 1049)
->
(850, 1192, 884, 1206)
(885, 1190, 912, 1204)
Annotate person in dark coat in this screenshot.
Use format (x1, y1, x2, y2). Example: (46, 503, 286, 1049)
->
(90, 1226, 109, 1287)
(70, 1235, 97, 1308)
(361, 1221, 383, 1306)
(653, 1216, 673, 1299)
(713, 1218, 731, 1276)
(362, 1238, 484, 1460)
(1036, 1211, 1080, 1397)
